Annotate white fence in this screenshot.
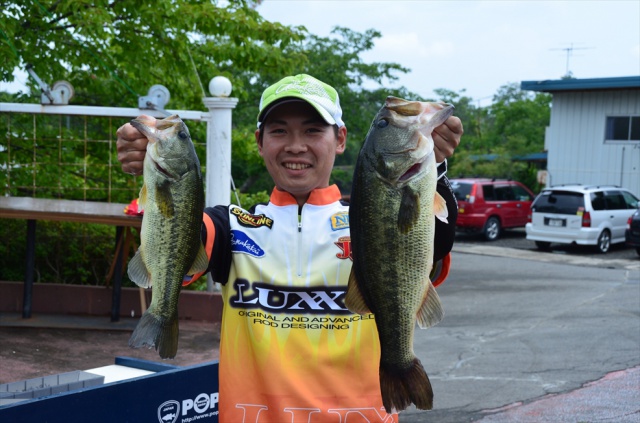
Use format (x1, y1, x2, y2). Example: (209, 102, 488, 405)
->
(0, 95, 238, 207)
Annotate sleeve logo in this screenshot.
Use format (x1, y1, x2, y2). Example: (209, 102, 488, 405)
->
(231, 230, 265, 257)
(231, 206, 274, 229)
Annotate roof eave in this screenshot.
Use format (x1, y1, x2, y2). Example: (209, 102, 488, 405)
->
(521, 76, 640, 93)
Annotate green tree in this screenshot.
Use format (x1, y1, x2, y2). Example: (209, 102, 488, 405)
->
(449, 82, 551, 190)
(1, 2, 420, 285)
(1, 0, 305, 109)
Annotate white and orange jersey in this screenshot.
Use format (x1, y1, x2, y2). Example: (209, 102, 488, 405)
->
(195, 184, 453, 423)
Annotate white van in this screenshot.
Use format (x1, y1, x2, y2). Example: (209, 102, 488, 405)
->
(525, 185, 639, 253)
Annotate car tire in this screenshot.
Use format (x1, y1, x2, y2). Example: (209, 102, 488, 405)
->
(635, 247, 640, 257)
(595, 230, 611, 254)
(483, 217, 501, 241)
(535, 241, 552, 250)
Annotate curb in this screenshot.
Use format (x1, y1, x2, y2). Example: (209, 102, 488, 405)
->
(452, 243, 640, 271)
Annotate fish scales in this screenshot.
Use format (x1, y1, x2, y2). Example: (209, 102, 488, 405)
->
(127, 115, 208, 359)
(346, 97, 454, 413)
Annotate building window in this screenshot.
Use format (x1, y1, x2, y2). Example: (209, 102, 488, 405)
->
(605, 116, 640, 142)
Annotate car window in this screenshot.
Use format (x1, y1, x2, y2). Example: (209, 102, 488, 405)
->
(621, 191, 639, 209)
(604, 191, 627, 210)
(494, 186, 515, 201)
(451, 182, 472, 202)
(483, 185, 496, 201)
(512, 186, 532, 201)
(590, 191, 606, 211)
(533, 190, 585, 214)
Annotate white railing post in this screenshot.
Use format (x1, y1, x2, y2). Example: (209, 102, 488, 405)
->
(202, 77, 238, 291)
(202, 76, 239, 208)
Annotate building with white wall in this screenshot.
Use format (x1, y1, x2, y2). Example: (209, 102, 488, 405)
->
(521, 76, 640, 196)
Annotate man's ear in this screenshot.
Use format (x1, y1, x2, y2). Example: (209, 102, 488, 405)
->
(255, 129, 263, 155)
(336, 126, 347, 155)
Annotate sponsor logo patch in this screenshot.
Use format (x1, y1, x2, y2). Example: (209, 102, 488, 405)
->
(231, 230, 265, 257)
(231, 207, 273, 229)
(334, 236, 352, 260)
(230, 279, 351, 314)
(330, 212, 349, 230)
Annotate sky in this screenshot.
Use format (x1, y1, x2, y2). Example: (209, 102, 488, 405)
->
(257, 0, 640, 106)
(2, 1, 639, 106)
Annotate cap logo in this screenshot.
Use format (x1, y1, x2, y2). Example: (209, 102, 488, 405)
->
(275, 79, 330, 100)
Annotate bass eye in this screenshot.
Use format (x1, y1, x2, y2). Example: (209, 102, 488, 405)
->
(377, 119, 389, 128)
(178, 131, 188, 140)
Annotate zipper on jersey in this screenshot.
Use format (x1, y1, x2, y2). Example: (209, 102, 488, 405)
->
(297, 208, 303, 277)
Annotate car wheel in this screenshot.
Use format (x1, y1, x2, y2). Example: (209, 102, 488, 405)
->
(635, 247, 640, 257)
(595, 230, 611, 254)
(483, 217, 501, 241)
(535, 241, 552, 250)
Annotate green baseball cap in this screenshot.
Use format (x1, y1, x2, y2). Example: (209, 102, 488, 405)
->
(257, 74, 344, 128)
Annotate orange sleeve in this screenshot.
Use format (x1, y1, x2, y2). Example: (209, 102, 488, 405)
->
(431, 252, 451, 288)
(182, 212, 215, 286)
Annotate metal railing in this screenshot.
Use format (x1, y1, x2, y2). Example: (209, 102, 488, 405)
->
(1, 103, 208, 203)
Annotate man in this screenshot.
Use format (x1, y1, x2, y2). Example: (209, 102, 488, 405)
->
(117, 74, 463, 423)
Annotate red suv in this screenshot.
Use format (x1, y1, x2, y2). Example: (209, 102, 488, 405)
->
(451, 178, 536, 241)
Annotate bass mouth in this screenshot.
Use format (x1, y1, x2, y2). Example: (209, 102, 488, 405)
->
(150, 156, 176, 179)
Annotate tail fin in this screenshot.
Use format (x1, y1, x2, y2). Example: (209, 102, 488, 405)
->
(128, 309, 179, 359)
(380, 357, 433, 413)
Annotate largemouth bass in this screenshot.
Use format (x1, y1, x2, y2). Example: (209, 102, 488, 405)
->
(345, 97, 454, 413)
(127, 115, 209, 359)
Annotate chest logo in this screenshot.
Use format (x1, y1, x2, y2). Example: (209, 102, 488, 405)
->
(231, 207, 273, 229)
(330, 212, 349, 231)
(231, 230, 265, 257)
(335, 236, 352, 260)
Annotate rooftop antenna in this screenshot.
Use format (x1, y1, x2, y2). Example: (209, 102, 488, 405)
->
(551, 43, 593, 78)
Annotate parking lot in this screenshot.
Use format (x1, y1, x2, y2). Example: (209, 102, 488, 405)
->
(455, 227, 639, 262)
(400, 241, 640, 422)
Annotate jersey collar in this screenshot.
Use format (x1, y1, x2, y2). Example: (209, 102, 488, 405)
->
(270, 185, 343, 206)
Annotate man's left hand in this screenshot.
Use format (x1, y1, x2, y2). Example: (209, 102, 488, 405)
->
(433, 116, 463, 163)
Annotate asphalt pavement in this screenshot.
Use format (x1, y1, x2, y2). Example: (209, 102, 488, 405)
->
(400, 241, 640, 423)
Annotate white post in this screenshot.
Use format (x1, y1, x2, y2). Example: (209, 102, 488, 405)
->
(202, 76, 238, 208)
(202, 76, 238, 291)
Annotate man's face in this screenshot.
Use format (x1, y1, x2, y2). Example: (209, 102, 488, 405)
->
(256, 101, 347, 205)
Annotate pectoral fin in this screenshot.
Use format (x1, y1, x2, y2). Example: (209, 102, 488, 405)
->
(138, 184, 148, 210)
(127, 248, 152, 288)
(434, 191, 448, 223)
(187, 244, 209, 275)
(155, 181, 175, 218)
(344, 268, 371, 315)
(416, 279, 444, 329)
(398, 186, 420, 233)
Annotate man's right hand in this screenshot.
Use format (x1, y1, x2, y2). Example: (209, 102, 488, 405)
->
(116, 115, 156, 175)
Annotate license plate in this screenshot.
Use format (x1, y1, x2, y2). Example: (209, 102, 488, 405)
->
(546, 218, 565, 227)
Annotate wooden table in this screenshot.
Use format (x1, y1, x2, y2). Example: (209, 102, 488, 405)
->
(0, 197, 142, 322)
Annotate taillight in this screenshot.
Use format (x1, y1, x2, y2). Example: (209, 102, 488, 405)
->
(582, 211, 591, 227)
(468, 184, 477, 204)
(628, 216, 633, 230)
